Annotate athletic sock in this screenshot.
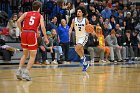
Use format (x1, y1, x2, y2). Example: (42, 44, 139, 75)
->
(81, 56, 85, 59)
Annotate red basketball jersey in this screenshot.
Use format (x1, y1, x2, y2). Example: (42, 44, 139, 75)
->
(22, 11, 41, 32)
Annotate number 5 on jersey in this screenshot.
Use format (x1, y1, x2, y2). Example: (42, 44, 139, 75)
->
(29, 16, 35, 25)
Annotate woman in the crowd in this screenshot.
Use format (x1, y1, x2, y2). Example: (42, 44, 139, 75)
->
(7, 13, 20, 41)
(65, 2, 75, 23)
(51, 29, 63, 64)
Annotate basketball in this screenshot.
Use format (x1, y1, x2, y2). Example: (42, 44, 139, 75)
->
(85, 24, 94, 33)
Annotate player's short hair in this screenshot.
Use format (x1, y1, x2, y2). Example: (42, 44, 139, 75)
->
(32, 1, 42, 11)
(75, 6, 87, 17)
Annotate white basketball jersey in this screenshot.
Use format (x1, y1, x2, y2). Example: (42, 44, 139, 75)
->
(74, 17, 87, 37)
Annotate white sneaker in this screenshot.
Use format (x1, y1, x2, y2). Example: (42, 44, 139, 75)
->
(135, 57, 138, 60)
(16, 69, 23, 80)
(44, 60, 50, 65)
(99, 60, 106, 63)
(52, 60, 58, 65)
(22, 69, 32, 81)
(90, 59, 94, 64)
(105, 59, 110, 63)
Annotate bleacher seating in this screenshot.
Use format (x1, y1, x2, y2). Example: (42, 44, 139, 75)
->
(0, 43, 92, 64)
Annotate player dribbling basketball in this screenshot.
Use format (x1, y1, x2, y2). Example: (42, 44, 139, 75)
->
(69, 6, 90, 71)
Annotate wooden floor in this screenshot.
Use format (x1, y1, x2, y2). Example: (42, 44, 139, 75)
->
(0, 62, 140, 93)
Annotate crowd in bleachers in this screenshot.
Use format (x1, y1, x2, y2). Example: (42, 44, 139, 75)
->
(0, 0, 140, 64)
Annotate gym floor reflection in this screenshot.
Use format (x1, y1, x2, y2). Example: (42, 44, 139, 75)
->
(0, 63, 140, 93)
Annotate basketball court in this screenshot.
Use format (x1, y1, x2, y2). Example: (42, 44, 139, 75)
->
(0, 62, 140, 93)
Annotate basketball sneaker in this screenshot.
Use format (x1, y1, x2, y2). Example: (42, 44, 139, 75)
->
(52, 60, 58, 65)
(80, 57, 86, 65)
(43, 60, 50, 65)
(22, 69, 32, 81)
(16, 69, 23, 80)
(82, 63, 89, 71)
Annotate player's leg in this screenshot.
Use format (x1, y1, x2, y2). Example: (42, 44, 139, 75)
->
(16, 49, 29, 80)
(75, 44, 84, 58)
(75, 36, 87, 59)
(75, 36, 89, 71)
(27, 50, 37, 70)
(22, 50, 37, 81)
(22, 32, 37, 81)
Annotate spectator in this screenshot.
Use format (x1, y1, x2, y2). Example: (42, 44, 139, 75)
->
(116, 12, 124, 27)
(104, 18, 112, 30)
(127, 0, 133, 10)
(57, 19, 70, 63)
(65, 2, 75, 23)
(43, 31, 57, 64)
(118, 1, 124, 10)
(46, 16, 58, 31)
(51, 0, 67, 24)
(7, 13, 20, 41)
(123, 30, 135, 61)
(115, 24, 123, 35)
(96, 1, 104, 13)
(89, 15, 98, 26)
(107, 0, 112, 8)
(130, 5, 136, 15)
(123, 6, 129, 17)
(115, 31, 127, 61)
(105, 29, 122, 62)
(0, 39, 18, 61)
(95, 26, 110, 62)
(87, 4, 96, 19)
(0, 11, 9, 26)
(74, 0, 81, 8)
(102, 23, 110, 38)
(51, 29, 63, 64)
(136, 6, 140, 17)
(124, 12, 133, 31)
(102, 1, 107, 8)
(43, 0, 56, 19)
(35, 31, 49, 64)
(132, 12, 139, 29)
(87, 32, 105, 63)
(101, 5, 112, 19)
(110, 16, 116, 29)
(21, 0, 34, 12)
(111, 4, 119, 18)
(99, 16, 104, 28)
(131, 31, 139, 59)
(79, 1, 86, 8)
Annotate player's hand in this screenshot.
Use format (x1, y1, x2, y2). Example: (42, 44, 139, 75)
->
(40, 46, 45, 51)
(44, 37, 49, 44)
(50, 47, 53, 53)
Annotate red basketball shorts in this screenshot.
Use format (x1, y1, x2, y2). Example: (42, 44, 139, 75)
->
(21, 31, 38, 50)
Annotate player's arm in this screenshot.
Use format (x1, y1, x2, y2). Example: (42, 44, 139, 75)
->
(40, 15, 49, 44)
(69, 19, 74, 35)
(17, 12, 27, 31)
(69, 19, 74, 41)
(86, 18, 89, 25)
